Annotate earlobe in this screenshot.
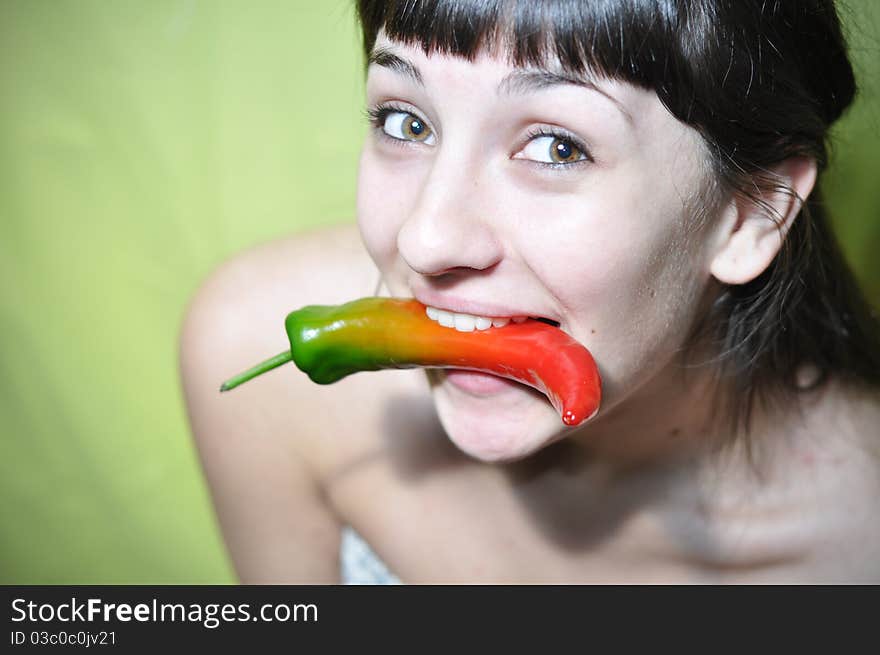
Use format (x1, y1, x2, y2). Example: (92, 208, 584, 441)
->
(710, 157, 818, 285)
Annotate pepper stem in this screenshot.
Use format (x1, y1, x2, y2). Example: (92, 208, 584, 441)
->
(219, 350, 293, 392)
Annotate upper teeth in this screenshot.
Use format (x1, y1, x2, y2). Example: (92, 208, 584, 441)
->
(425, 306, 528, 332)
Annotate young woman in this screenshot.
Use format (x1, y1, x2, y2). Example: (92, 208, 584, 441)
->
(180, 0, 880, 583)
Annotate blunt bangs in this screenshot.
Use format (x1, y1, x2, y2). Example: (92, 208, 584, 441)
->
(359, 0, 715, 121)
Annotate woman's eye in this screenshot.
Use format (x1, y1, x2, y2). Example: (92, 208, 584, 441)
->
(518, 135, 587, 164)
(381, 111, 436, 145)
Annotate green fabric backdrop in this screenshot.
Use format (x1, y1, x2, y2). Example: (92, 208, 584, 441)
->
(1, 1, 878, 583)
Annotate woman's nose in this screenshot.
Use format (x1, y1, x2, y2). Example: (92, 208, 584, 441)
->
(396, 156, 503, 277)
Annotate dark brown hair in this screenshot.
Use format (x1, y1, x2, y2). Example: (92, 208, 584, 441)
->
(356, 0, 880, 437)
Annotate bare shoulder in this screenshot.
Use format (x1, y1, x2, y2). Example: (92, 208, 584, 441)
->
(178, 223, 428, 581)
(184, 222, 378, 318)
(803, 381, 880, 580)
(838, 383, 880, 468)
(809, 380, 880, 459)
(179, 221, 432, 464)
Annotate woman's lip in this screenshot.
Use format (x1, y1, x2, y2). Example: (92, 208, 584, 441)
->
(441, 369, 524, 396)
(412, 289, 558, 324)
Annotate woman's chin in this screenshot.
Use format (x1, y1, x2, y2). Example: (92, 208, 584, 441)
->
(430, 370, 564, 462)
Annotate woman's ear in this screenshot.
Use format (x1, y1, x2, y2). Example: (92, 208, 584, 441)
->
(710, 157, 818, 285)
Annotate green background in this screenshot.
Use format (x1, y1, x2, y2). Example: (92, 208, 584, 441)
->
(1, 1, 878, 583)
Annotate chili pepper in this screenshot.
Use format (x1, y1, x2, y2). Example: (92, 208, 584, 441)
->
(220, 297, 601, 426)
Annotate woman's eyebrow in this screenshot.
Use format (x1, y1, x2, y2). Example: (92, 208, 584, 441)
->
(367, 48, 632, 125)
(499, 70, 633, 124)
(368, 47, 424, 86)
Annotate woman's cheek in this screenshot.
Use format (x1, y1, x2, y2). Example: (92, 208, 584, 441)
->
(593, 253, 707, 403)
(519, 202, 654, 316)
(356, 147, 411, 271)
(524, 206, 696, 402)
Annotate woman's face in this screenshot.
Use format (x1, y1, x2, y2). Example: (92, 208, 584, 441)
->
(357, 33, 722, 461)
